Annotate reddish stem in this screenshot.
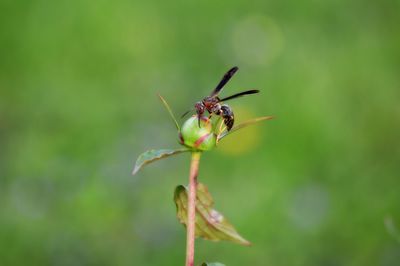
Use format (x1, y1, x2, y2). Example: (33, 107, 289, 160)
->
(186, 152, 201, 266)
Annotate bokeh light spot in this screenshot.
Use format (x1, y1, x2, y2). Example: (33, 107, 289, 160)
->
(218, 107, 261, 155)
(231, 15, 285, 67)
(287, 183, 330, 231)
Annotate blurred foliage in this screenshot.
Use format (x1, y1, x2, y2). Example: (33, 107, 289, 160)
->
(1, 0, 400, 265)
(174, 182, 250, 246)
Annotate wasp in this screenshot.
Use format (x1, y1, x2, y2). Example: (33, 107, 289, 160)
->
(183, 66, 259, 131)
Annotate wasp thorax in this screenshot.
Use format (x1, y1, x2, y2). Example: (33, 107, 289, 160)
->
(179, 116, 216, 151)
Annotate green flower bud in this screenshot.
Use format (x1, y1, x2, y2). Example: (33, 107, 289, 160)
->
(179, 116, 217, 151)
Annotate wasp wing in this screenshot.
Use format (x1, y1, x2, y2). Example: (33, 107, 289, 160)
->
(218, 89, 259, 102)
(210, 66, 239, 97)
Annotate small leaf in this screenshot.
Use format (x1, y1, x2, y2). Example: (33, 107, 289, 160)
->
(132, 149, 189, 175)
(200, 263, 226, 266)
(158, 94, 180, 131)
(218, 115, 274, 141)
(174, 183, 251, 246)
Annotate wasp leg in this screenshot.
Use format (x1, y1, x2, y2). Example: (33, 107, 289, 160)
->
(221, 105, 234, 131)
(211, 108, 225, 134)
(218, 118, 226, 134)
(195, 102, 205, 128)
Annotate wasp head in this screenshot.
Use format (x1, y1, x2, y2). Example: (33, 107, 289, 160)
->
(195, 101, 205, 116)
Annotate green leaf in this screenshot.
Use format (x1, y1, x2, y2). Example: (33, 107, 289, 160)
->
(158, 94, 180, 131)
(174, 183, 251, 246)
(132, 149, 189, 175)
(218, 115, 274, 141)
(200, 263, 226, 266)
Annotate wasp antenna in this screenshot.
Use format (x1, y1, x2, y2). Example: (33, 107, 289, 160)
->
(181, 109, 193, 118)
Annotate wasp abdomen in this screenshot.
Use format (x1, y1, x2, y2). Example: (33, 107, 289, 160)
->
(221, 105, 234, 131)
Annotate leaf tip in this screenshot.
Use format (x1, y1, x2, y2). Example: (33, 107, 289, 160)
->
(131, 166, 139, 176)
(242, 239, 252, 246)
(157, 94, 180, 131)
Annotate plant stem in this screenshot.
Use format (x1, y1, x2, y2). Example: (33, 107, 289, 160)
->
(186, 151, 201, 266)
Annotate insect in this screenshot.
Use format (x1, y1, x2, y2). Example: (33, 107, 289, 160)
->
(183, 66, 259, 131)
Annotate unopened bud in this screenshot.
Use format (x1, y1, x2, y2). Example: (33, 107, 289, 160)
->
(179, 116, 216, 151)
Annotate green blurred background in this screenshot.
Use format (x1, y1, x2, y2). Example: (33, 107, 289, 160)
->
(1, 0, 399, 265)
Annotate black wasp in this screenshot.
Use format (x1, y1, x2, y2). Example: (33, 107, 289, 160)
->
(183, 66, 259, 131)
